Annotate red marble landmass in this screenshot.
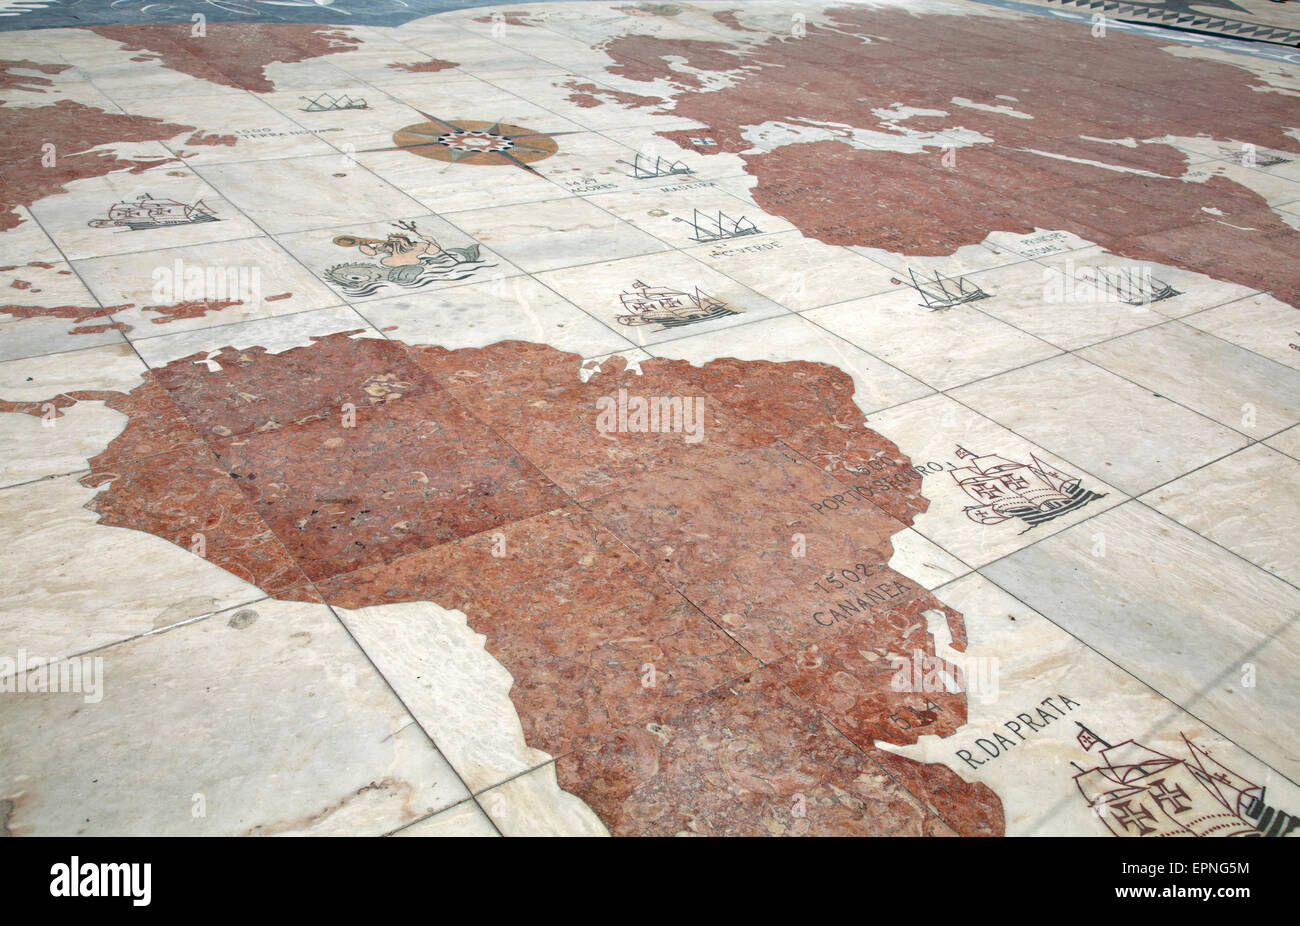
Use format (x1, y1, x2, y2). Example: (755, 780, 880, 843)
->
(183, 131, 237, 148)
(69, 322, 127, 335)
(91, 24, 364, 94)
(0, 389, 122, 418)
(556, 666, 959, 836)
(0, 334, 1002, 835)
(447, 355, 773, 501)
(584, 7, 1300, 307)
(316, 504, 761, 756)
(153, 334, 445, 439)
(0, 100, 203, 232)
(583, 443, 897, 594)
(89, 377, 205, 467)
(388, 60, 458, 74)
(409, 338, 597, 389)
(562, 80, 662, 110)
(668, 354, 931, 522)
(141, 298, 241, 324)
(583, 444, 942, 665)
(0, 59, 70, 93)
(80, 440, 312, 595)
(711, 10, 757, 33)
(212, 387, 567, 581)
(0, 303, 128, 325)
(0, 297, 245, 334)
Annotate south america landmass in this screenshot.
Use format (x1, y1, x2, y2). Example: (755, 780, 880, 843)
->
(2, 332, 1005, 836)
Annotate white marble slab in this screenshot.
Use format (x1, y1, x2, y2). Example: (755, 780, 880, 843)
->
(981, 503, 1300, 778)
(1143, 443, 1300, 587)
(0, 598, 467, 835)
(951, 353, 1248, 495)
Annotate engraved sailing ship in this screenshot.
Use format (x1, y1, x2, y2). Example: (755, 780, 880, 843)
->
(1073, 723, 1299, 838)
(892, 268, 990, 310)
(1089, 268, 1181, 306)
(88, 194, 219, 231)
(1219, 146, 1290, 168)
(674, 208, 760, 243)
(950, 446, 1104, 531)
(616, 280, 740, 329)
(621, 152, 694, 179)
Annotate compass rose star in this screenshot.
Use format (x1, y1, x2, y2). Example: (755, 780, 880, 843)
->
(365, 113, 577, 172)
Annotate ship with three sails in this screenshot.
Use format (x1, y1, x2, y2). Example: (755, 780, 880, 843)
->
(950, 446, 1104, 531)
(616, 280, 740, 329)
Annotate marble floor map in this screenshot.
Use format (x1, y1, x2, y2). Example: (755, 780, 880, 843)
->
(0, 0, 1297, 854)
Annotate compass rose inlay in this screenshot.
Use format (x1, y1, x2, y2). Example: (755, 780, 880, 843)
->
(379, 114, 571, 171)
